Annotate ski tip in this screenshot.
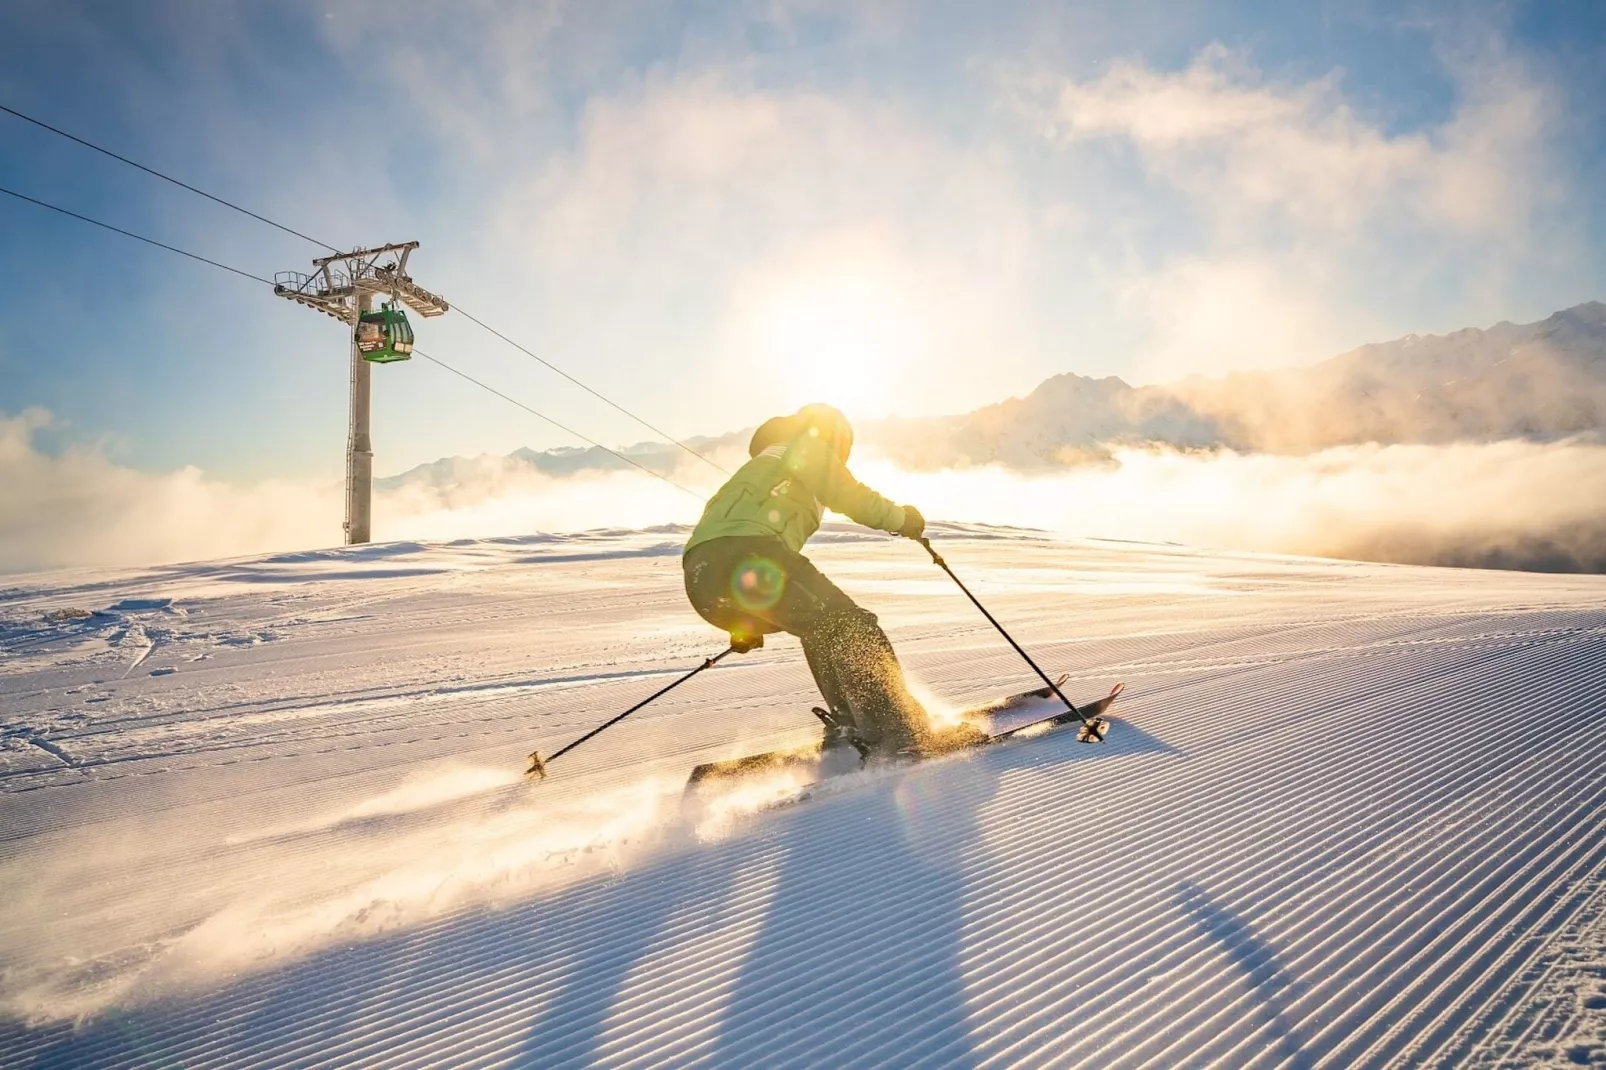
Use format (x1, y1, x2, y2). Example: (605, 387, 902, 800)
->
(525, 751, 548, 780)
(1110, 681, 1125, 698)
(683, 746, 829, 795)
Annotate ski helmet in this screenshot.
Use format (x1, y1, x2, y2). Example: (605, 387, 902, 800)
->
(747, 404, 855, 461)
(796, 403, 854, 461)
(748, 415, 798, 458)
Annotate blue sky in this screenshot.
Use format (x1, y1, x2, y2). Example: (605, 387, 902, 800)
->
(2, 0, 1604, 481)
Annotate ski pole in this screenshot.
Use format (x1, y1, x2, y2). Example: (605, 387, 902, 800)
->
(916, 537, 1105, 741)
(526, 646, 736, 779)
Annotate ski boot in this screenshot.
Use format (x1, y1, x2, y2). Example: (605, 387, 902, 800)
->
(856, 713, 931, 764)
(811, 707, 873, 759)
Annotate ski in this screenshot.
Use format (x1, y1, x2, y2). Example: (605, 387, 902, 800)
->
(684, 679, 1124, 795)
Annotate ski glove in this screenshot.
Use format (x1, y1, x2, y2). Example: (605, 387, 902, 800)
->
(897, 505, 926, 540)
(730, 632, 765, 653)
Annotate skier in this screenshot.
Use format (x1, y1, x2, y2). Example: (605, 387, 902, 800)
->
(683, 403, 930, 756)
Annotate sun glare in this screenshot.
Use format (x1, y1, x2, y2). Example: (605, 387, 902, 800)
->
(749, 269, 925, 417)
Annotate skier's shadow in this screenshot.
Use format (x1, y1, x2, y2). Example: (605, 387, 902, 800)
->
(698, 763, 997, 1067)
(1177, 880, 1313, 1069)
(505, 758, 1001, 1068)
(507, 830, 763, 1068)
(514, 719, 1162, 1067)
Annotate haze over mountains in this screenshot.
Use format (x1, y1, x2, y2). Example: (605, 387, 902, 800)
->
(878, 301, 1606, 469)
(382, 301, 1606, 488)
(20, 303, 1597, 576)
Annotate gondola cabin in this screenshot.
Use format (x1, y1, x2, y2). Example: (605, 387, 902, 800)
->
(355, 303, 415, 363)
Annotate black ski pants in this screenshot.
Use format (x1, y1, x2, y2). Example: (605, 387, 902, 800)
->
(682, 535, 924, 745)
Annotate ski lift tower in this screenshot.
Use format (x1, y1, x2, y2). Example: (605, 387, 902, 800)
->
(274, 242, 449, 545)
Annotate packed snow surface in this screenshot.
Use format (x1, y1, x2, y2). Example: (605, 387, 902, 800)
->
(2, 523, 1604, 1068)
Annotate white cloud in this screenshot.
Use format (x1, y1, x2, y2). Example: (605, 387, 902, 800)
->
(856, 438, 1606, 573)
(1022, 39, 1567, 379)
(1116, 256, 1361, 381)
(9, 14, 1598, 517)
(6, 408, 1606, 577)
(312, 24, 1583, 449)
(456, 73, 1044, 427)
(0, 409, 340, 574)
(0, 410, 703, 575)
(316, 0, 569, 159)
(1048, 41, 1553, 239)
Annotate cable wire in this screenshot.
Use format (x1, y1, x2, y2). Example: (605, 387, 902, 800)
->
(3, 99, 732, 478)
(415, 351, 709, 501)
(0, 102, 342, 253)
(0, 184, 276, 285)
(0, 182, 712, 503)
(453, 306, 732, 477)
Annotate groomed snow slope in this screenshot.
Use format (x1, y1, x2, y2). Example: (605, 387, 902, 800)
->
(2, 524, 1604, 1068)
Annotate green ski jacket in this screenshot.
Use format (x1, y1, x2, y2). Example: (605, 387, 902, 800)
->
(685, 427, 906, 555)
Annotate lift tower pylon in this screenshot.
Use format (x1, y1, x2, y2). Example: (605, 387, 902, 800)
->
(273, 243, 449, 545)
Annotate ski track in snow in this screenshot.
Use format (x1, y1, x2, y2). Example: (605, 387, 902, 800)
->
(1, 523, 1604, 1068)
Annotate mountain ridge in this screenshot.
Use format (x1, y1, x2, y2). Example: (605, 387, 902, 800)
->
(380, 300, 1606, 486)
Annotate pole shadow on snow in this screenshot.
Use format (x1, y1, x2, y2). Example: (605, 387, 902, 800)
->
(697, 772, 996, 1067)
(497, 756, 1007, 1068)
(1177, 880, 1313, 1069)
(507, 836, 770, 1068)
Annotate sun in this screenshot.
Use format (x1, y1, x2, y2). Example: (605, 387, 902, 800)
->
(747, 269, 925, 418)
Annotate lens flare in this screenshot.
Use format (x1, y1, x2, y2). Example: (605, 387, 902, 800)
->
(732, 555, 787, 612)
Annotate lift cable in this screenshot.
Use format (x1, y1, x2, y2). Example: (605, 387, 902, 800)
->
(0, 183, 712, 503)
(0, 102, 343, 253)
(1, 100, 733, 477)
(414, 351, 707, 500)
(0, 184, 276, 286)
(451, 306, 732, 476)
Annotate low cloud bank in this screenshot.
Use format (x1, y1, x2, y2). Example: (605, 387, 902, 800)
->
(856, 440, 1606, 574)
(6, 409, 1606, 575)
(0, 410, 705, 574)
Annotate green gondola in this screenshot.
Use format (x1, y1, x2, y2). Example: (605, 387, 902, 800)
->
(355, 302, 415, 363)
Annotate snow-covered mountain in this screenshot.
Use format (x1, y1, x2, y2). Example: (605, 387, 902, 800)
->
(871, 301, 1606, 469)
(1174, 300, 1606, 450)
(375, 440, 725, 490)
(383, 301, 1606, 485)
